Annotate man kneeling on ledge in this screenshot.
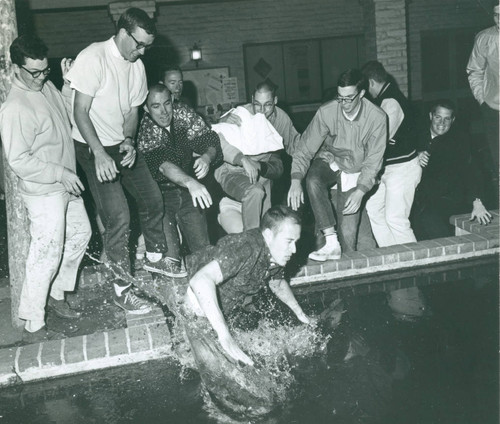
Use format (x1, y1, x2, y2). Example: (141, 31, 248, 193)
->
(184, 205, 314, 366)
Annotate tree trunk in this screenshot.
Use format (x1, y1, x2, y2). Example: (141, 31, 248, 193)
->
(0, 0, 26, 329)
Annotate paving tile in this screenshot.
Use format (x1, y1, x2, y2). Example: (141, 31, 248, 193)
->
(321, 260, 338, 274)
(107, 329, 129, 357)
(63, 336, 85, 364)
(147, 323, 171, 349)
(0, 347, 16, 375)
(303, 262, 323, 276)
(336, 258, 353, 271)
(40, 339, 62, 367)
(361, 250, 384, 267)
(343, 252, 368, 269)
(397, 247, 414, 262)
(128, 325, 150, 353)
(399, 277, 416, 289)
(17, 344, 40, 372)
(384, 280, 401, 291)
(366, 281, 386, 294)
(86, 333, 106, 360)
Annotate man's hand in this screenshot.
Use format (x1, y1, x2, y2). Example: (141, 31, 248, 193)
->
(186, 180, 213, 209)
(219, 333, 254, 366)
(119, 138, 137, 168)
(241, 156, 260, 184)
(94, 150, 119, 183)
(287, 179, 304, 211)
(193, 155, 210, 179)
(219, 111, 242, 126)
(418, 151, 430, 168)
(60, 58, 74, 82)
(470, 199, 492, 225)
(61, 168, 85, 196)
(343, 189, 364, 215)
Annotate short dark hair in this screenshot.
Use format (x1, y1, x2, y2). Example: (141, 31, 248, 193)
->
(161, 65, 183, 80)
(337, 69, 366, 92)
(430, 99, 456, 117)
(117, 7, 157, 36)
(361, 61, 388, 84)
(10, 34, 48, 67)
(254, 80, 278, 98)
(260, 205, 301, 233)
(148, 82, 171, 98)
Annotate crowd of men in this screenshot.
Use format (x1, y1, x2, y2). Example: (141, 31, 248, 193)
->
(0, 4, 497, 360)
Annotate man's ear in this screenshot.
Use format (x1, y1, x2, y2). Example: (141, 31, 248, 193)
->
(273, 96, 278, 105)
(143, 103, 149, 113)
(429, 112, 433, 121)
(262, 227, 273, 245)
(359, 89, 366, 99)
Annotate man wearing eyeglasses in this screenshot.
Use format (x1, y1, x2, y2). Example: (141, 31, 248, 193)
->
(288, 69, 386, 261)
(0, 35, 92, 343)
(66, 8, 182, 315)
(215, 81, 301, 232)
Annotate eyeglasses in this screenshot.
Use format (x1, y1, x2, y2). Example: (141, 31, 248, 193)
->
(127, 31, 153, 50)
(335, 91, 361, 104)
(21, 66, 51, 79)
(252, 101, 275, 112)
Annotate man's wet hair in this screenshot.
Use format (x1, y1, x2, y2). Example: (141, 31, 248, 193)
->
(337, 68, 366, 92)
(361, 61, 388, 84)
(117, 7, 157, 37)
(161, 65, 183, 80)
(10, 34, 48, 67)
(148, 83, 171, 98)
(430, 99, 456, 117)
(254, 80, 278, 98)
(260, 205, 301, 233)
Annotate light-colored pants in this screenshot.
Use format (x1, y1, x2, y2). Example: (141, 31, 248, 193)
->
(366, 156, 422, 247)
(19, 192, 91, 329)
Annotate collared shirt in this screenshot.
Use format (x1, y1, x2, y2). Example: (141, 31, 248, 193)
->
(66, 37, 148, 146)
(291, 98, 387, 193)
(186, 228, 284, 315)
(137, 102, 223, 186)
(0, 78, 75, 196)
(467, 25, 499, 110)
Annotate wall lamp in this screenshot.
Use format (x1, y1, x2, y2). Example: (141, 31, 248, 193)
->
(190, 43, 202, 67)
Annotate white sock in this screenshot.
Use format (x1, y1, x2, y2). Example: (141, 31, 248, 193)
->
(146, 251, 162, 262)
(324, 232, 338, 242)
(114, 283, 131, 297)
(25, 320, 45, 333)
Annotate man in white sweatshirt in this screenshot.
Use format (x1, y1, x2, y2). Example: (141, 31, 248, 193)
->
(0, 35, 91, 343)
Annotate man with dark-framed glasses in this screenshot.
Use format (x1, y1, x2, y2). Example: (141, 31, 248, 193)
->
(0, 35, 91, 342)
(66, 8, 182, 315)
(288, 69, 386, 260)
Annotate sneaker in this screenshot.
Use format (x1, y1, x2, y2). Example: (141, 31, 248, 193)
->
(143, 256, 188, 278)
(308, 235, 342, 261)
(47, 297, 81, 319)
(113, 288, 153, 315)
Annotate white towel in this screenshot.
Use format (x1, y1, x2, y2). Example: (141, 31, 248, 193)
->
(212, 106, 283, 155)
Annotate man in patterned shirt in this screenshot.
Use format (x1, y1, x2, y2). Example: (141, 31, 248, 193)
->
(185, 205, 313, 366)
(137, 84, 223, 267)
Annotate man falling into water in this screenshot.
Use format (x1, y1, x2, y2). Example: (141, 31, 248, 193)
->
(185, 205, 313, 366)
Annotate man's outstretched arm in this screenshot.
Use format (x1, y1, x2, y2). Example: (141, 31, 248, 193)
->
(189, 260, 255, 366)
(268, 278, 314, 325)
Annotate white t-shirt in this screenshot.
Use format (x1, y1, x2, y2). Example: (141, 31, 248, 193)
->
(66, 37, 148, 147)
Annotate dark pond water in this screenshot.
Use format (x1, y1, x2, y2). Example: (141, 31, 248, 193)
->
(0, 273, 498, 424)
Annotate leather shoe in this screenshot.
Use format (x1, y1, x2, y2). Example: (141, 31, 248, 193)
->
(47, 297, 81, 319)
(22, 326, 63, 344)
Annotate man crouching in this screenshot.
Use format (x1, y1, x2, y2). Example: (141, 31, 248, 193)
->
(185, 205, 313, 366)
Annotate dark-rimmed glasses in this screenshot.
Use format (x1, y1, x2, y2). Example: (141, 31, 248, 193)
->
(335, 90, 361, 104)
(21, 66, 51, 79)
(127, 31, 153, 50)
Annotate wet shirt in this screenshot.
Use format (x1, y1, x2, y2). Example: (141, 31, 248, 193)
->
(137, 103, 223, 186)
(186, 229, 284, 315)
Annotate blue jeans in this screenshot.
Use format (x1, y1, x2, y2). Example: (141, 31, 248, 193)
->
(306, 158, 373, 252)
(161, 185, 210, 261)
(75, 141, 167, 282)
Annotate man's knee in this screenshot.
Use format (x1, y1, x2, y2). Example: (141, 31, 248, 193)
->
(242, 183, 266, 202)
(306, 172, 327, 195)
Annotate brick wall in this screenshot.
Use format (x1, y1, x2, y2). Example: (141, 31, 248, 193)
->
(29, 0, 492, 102)
(32, 0, 364, 103)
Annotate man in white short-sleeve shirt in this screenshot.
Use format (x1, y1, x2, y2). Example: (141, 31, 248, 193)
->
(66, 8, 185, 315)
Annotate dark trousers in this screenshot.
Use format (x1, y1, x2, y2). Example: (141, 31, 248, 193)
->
(161, 186, 210, 261)
(306, 159, 374, 252)
(480, 103, 499, 170)
(75, 141, 167, 282)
